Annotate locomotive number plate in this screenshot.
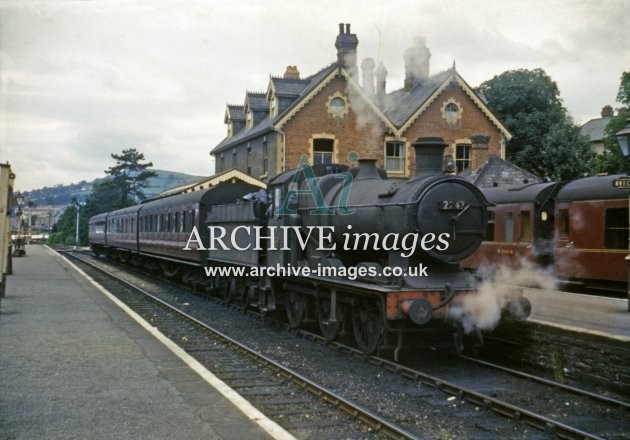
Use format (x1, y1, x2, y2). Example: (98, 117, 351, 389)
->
(438, 200, 468, 210)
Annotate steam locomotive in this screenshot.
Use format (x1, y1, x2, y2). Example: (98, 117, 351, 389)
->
(89, 137, 531, 356)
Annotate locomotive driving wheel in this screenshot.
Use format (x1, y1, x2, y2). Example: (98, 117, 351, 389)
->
(351, 298, 384, 354)
(285, 291, 307, 328)
(316, 296, 345, 341)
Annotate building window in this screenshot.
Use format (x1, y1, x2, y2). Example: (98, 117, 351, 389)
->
(456, 144, 471, 173)
(247, 143, 252, 175)
(327, 92, 349, 118)
(385, 141, 405, 173)
(263, 139, 269, 173)
(246, 110, 253, 129)
(270, 97, 278, 117)
(232, 148, 236, 168)
(441, 98, 463, 124)
(313, 138, 334, 165)
(604, 207, 629, 249)
(220, 153, 225, 172)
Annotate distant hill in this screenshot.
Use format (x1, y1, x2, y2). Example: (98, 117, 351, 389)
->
(23, 170, 206, 206)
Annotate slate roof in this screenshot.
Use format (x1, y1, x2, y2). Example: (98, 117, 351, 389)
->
(382, 68, 454, 127)
(580, 117, 611, 142)
(212, 56, 506, 155)
(225, 105, 244, 122)
(211, 63, 337, 154)
(461, 155, 542, 187)
(245, 92, 268, 111)
(270, 77, 310, 96)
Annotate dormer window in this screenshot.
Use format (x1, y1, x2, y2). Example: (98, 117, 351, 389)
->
(270, 96, 278, 117)
(246, 110, 253, 129)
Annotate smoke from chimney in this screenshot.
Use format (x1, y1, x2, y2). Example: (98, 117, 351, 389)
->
(403, 37, 431, 91)
(361, 58, 375, 98)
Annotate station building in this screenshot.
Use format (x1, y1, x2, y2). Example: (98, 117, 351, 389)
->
(210, 23, 512, 180)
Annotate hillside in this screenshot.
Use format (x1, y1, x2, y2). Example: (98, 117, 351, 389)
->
(23, 170, 206, 206)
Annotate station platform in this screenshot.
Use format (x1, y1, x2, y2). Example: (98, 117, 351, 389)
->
(524, 288, 630, 341)
(0, 245, 292, 440)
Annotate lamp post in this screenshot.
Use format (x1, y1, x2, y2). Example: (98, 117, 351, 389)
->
(14, 192, 26, 257)
(73, 200, 81, 250)
(615, 118, 630, 311)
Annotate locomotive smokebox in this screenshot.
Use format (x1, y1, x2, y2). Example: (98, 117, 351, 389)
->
(413, 137, 448, 178)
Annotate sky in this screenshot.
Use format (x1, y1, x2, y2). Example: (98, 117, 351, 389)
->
(1, 0, 628, 192)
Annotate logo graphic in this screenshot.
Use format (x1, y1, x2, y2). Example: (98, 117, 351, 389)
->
(274, 154, 355, 216)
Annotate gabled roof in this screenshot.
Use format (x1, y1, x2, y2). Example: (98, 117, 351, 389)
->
(211, 63, 338, 155)
(383, 67, 512, 139)
(212, 60, 512, 156)
(144, 168, 266, 201)
(224, 105, 244, 123)
(244, 92, 267, 111)
(461, 155, 542, 187)
(383, 68, 454, 127)
(267, 77, 309, 99)
(580, 117, 611, 142)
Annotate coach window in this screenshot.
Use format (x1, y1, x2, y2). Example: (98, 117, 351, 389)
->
(174, 212, 179, 233)
(485, 210, 495, 241)
(604, 208, 629, 249)
(520, 211, 531, 242)
(558, 209, 569, 238)
(166, 213, 171, 232)
(504, 212, 514, 242)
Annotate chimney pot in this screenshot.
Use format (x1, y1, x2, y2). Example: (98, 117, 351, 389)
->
(601, 105, 613, 117)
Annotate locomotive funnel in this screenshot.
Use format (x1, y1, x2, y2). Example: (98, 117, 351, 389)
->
(413, 137, 448, 177)
(354, 159, 382, 180)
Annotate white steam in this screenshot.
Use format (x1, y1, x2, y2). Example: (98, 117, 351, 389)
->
(449, 259, 557, 334)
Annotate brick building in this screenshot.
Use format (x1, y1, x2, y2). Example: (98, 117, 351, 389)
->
(211, 23, 511, 180)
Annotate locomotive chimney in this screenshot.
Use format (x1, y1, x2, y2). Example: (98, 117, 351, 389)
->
(354, 158, 382, 180)
(412, 137, 447, 178)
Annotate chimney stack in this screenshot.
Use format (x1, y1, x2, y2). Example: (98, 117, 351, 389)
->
(601, 105, 613, 117)
(470, 134, 490, 170)
(283, 65, 300, 79)
(335, 23, 359, 77)
(361, 58, 376, 99)
(403, 37, 431, 91)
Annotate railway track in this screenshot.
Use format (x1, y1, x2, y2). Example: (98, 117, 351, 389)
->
(62, 250, 417, 440)
(62, 249, 629, 439)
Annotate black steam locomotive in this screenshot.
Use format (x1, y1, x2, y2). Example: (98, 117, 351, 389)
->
(89, 137, 531, 356)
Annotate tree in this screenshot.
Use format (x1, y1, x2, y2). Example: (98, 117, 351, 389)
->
(479, 68, 570, 176)
(616, 71, 630, 106)
(539, 118, 595, 180)
(105, 148, 157, 205)
(596, 72, 630, 174)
